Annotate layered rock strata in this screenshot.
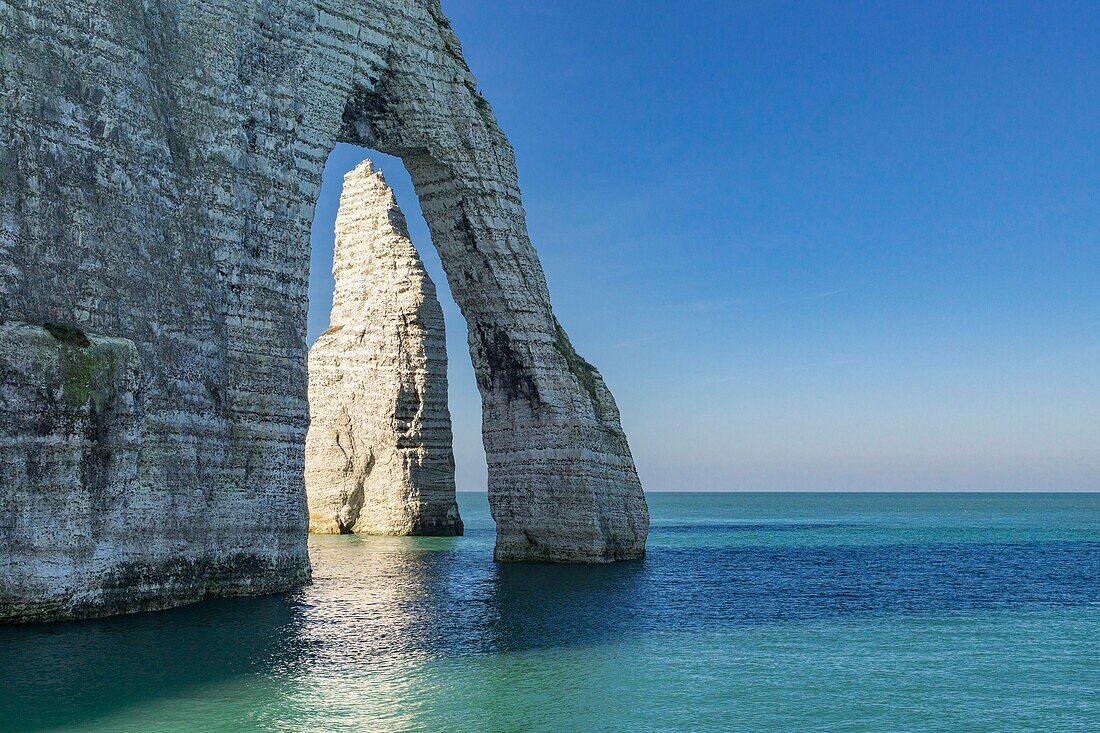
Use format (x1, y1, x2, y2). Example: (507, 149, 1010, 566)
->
(1, 0, 648, 622)
(2, 324, 148, 620)
(306, 160, 461, 536)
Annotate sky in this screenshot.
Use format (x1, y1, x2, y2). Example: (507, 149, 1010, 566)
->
(309, 0, 1100, 492)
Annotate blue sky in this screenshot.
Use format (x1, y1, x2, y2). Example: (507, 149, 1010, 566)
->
(310, 0, 1100, 491)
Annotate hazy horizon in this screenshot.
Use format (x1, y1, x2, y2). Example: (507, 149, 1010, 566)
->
(309, 1, 1099, 493)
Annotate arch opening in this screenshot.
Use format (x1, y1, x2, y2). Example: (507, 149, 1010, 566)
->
(0, 0, 649, 624)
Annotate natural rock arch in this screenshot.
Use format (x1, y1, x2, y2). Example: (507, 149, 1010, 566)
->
(0, 0, 648, 623)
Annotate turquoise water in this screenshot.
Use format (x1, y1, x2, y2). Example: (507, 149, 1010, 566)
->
(2, 492, 1099, 732)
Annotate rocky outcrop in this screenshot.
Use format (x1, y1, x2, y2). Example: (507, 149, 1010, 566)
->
(2, 324, 140, 620)
(306, 160, 461, 536)
(0, 0, 647, 622)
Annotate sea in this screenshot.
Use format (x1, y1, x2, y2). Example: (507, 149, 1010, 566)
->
(2, 492, 1098, 732)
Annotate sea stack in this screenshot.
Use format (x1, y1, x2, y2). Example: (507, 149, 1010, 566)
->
(305, 160, 462, 536)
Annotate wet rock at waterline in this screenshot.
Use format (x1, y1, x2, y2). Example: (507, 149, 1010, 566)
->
(306, 161, 461, 536)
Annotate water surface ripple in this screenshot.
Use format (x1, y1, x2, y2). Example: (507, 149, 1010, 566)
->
(2, 493, 1098, 732)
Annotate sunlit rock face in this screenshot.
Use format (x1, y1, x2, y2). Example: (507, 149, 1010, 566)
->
(1, 0, 646, 622)
(306, 160, 461, 536)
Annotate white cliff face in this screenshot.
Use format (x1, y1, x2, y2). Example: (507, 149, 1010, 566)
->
(1, 0, 647, 622)
(0, 324, 146, 621)
(306, 161, 461, 536)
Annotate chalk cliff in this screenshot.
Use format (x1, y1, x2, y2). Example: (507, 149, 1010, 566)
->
(306, 160, 461, 536)
(0, 0, 647, 622)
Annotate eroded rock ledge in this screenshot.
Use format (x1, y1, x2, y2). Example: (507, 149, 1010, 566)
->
(305, 160, 462, 536)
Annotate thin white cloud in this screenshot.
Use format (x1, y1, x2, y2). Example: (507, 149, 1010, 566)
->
(802, 288, 845, 301)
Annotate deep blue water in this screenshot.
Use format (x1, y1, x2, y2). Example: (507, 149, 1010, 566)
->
(1, 492, 1098, 731)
